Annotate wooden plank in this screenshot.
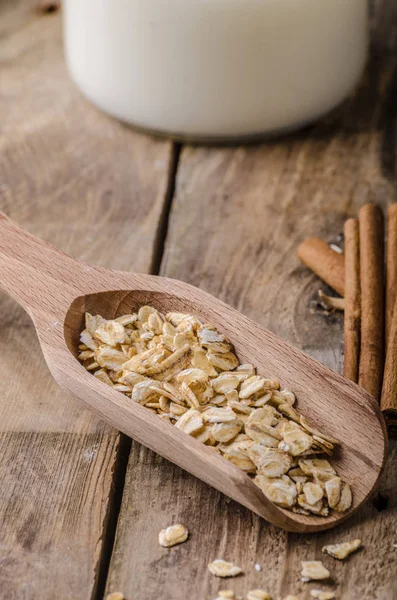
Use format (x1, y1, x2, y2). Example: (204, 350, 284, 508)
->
(106, 1, 397, 598)
(0, 2, 173, 598)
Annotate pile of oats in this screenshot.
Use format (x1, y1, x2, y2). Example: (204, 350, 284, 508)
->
(79, 306, 352, 516)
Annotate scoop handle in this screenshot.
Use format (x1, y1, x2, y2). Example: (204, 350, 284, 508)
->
(0, 212, 86, 319)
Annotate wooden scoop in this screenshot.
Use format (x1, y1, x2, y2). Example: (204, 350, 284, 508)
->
(0, 213, 387, 533)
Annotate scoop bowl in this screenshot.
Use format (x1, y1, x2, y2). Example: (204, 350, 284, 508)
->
(0, 213, 387, 532)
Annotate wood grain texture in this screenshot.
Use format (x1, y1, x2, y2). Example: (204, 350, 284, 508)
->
(0, 431, 118, 597)
(0, 2, 173, 598)
(106, 1, 397, 597)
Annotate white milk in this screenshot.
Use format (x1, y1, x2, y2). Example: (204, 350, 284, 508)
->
(63, 0, 368, 141)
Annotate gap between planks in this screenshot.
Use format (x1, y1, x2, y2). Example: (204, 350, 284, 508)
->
(150, 143, 183, 276)
(91, 141, 183, 600)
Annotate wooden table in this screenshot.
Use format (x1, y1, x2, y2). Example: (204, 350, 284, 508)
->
(1, 2, 396, 599)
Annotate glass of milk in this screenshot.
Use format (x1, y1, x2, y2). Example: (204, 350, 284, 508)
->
(63, 0, 368, 142)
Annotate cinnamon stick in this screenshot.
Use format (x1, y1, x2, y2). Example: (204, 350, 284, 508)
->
(343, 219, 361, 382)
(358, 204, 385, 401)
(381, 293, 397, 432)
(297, 237, 345, 297)
(386, 204, 397, 345)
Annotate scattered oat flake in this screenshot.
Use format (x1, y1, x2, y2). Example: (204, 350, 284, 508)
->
(301, 561, 330, 582)
(310, 590, 336, 600)
(158, 524, 188, 548)
(215, 592, 238, 600)
(208, 560, 243, 577)
(246, 590, 272, 600)
(322, 539, 361, 560)
(254, 562, 262, 572)
(106, 594, 124, 600)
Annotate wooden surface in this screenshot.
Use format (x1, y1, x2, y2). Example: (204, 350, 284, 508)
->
(0, 1, 396, 599)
